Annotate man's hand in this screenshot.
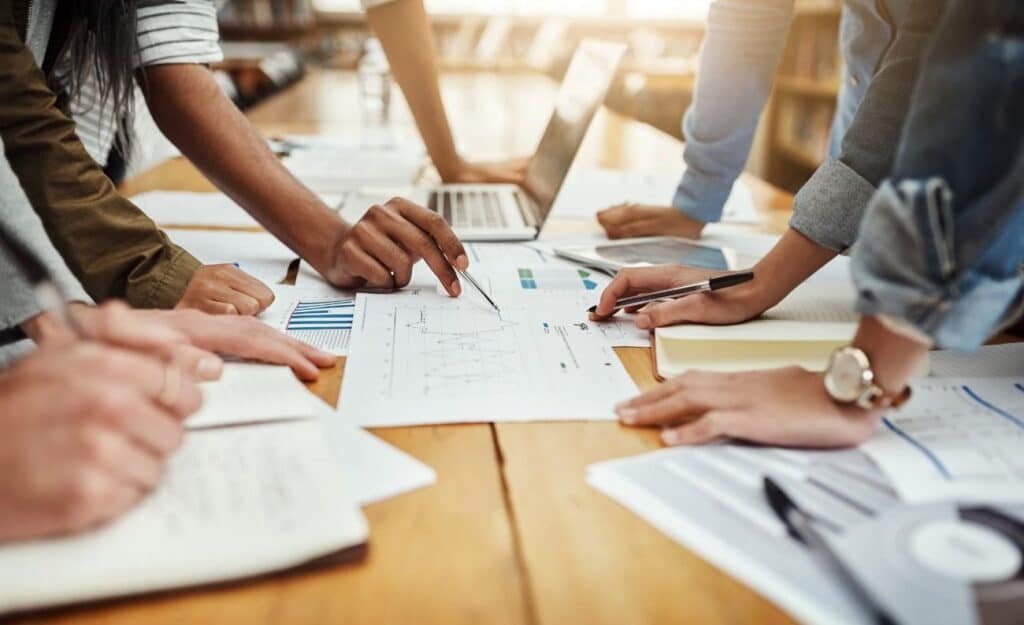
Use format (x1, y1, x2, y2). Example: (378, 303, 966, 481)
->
(597, 204, 706, 240)
(615, 367, 880, 448)
(138, 309, 337, 382)
(590, 265, 776, 329)
(22, 301, 334, 382)
(0, 342, 200, 542)
(176, 264, 275, 316)
(441, 157, 529, 185)
(325, 197, 469, 296)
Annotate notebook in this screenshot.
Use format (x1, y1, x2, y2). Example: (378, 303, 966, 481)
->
(0, 366, 369, 616)
(653, 284, 858, 378)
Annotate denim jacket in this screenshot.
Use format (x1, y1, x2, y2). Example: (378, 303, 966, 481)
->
(852, 0, 1024, 351)
(673, 0, 908, 224)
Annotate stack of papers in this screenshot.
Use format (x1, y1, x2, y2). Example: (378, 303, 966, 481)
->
(164, 229, 298, 284)
(283, 146, 423, 193)
(132, 191, 262, 229)
(551, 168, 760, 224)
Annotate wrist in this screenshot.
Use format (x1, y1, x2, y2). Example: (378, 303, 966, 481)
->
(851, 315, 929, 395)
(434, 153, 466, 182)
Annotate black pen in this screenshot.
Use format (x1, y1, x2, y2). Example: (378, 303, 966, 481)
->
(587, 270, 754, 314)
(763, 477, 898, 625)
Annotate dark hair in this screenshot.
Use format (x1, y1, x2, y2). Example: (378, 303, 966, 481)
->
(60, 1, 139, 153)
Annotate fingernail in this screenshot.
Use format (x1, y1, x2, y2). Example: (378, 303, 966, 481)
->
(450, 280, 462, 296)
(456, 254, 469, 270)
(636, 315, 651, 330)
(616, 406, 637, 424)
(197, 356, 223, 380)
(661, 429, 680, 445)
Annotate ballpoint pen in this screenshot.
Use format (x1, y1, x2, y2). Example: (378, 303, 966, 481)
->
(763, 477, 898, 625)
(457, 269, 501, 313)
(587, 270, 754, 314)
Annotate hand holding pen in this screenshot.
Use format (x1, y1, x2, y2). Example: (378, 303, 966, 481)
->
(589, 268, 754, 329)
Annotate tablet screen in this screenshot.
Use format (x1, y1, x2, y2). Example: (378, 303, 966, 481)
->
(593, 239, 730, 270)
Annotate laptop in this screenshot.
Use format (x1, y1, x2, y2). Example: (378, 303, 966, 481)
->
(425, 40, 626, 241)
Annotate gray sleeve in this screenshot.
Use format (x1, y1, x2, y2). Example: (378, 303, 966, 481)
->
(0, 137, 91, 344)
(789, 0, 944, 253)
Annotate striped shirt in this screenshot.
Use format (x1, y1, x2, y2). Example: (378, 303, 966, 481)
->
(66, 0, 224, 166)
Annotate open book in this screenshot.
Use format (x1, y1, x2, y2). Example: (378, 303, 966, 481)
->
(653, 284, 858, 378)
(0, 365, 368, 616)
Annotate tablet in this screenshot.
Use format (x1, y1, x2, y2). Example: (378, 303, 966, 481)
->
(554, 236, 741, 273)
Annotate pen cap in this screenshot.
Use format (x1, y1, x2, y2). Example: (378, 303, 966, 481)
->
(709, 271, 755, 290)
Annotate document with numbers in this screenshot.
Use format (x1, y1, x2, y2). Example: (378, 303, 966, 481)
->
(862, 377, 1024, 504)
(338, 289, 637, 426)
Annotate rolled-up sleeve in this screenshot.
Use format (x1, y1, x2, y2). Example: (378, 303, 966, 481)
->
(851, 0, 1024, 352)
(135, 0, 223, 67)
(789, 0, 942, 253)
(672, 0, 794, 224)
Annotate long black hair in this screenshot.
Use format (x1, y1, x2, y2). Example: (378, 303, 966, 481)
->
(59, 0, 140, 153)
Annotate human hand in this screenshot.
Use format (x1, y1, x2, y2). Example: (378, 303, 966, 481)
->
(23, 302, 333, 381)
(441, 157, 529, 185)
(615, 367, 879, 448)
(590, 265, 774, 329)
(136, 309, 336, 381)
(325, 196, 469, 296)
(0, 342, 200, 542)
(176, 264, 275, 316)
(597, 204, 705, 240)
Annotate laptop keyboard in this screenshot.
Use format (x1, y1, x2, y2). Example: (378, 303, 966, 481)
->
(428, 190, 509, 229)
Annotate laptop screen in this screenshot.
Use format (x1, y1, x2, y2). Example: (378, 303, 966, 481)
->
(522, 40, 626, 221)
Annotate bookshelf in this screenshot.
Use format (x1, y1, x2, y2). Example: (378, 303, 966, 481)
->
(763, 0, 842, 192)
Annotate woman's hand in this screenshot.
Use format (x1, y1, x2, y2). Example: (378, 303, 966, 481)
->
(615, 367, 880, 448)
(590, 265, 775, 329)
(597, 204, 706, 240)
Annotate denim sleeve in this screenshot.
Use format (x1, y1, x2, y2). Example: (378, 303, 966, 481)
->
(672, 0, 794, 223)
(852, 0, 1024, 351)
(790, 0, 943, 252)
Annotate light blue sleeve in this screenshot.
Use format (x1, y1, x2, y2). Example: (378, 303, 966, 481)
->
(673, 0, 794, 223)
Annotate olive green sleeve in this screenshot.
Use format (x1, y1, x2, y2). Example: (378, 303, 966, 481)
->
(0, 10, 200, 308)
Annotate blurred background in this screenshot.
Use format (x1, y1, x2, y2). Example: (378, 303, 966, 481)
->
(171, 0, 843, 192)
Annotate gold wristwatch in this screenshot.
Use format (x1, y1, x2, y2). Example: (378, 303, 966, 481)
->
(823, 346, 912, 410)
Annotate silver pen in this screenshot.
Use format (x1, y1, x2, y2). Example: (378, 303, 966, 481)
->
(457, 269, 500, 313)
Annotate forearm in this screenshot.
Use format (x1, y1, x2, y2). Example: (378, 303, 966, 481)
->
(674, 0, 794, 223)
(851, 315, 930, 395)
(139, 63, 346, 275)
(365, 0, 462, 179)
(0, 22, 197, 308)
(749, 227, 836, 308)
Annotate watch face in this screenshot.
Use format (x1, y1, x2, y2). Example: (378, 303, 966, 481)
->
(826, 349, 867, 402)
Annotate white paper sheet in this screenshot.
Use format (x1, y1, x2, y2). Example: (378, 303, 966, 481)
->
(164, 229, 297, 284)
(132, 191, 261, 228)
(337, 288, 637, 426)
(588, 445, 896, 625)
(189, 363, 318, 429)
(929, 343, 1024, 378)
(551, 168, 760, 224)
(260, 284, 358, 355)
(861, 377, 1024, 504)
(0, 421, 367, 615)
(283, 146, 423, 192)
(314, 398, 437, 506)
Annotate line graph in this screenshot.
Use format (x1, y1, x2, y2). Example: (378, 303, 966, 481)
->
(385, 302, 529, 397)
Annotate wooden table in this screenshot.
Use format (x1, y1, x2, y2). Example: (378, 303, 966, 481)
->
(21, 70, 798, 625)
